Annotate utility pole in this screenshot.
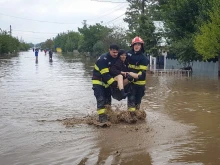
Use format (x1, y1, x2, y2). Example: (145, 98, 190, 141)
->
(141, 0, 145, 15)
(140, 0, 145, 35)
(9, 25, 12, 36)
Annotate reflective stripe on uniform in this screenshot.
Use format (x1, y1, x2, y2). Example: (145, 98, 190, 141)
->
(107, 78, 114, 85)
(133, 80, 146, 85)
(92, 80, 109, 88)
(138, 71, 142, 75)
(97, 108, 106, 115)
(128, 64, 147, 70)
(100, 68, 109, 74)
(128, 107, 136, 112)
(94, 64, 99, 71)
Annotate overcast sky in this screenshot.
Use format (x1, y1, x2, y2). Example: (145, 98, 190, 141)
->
(0, 0, 128, 44)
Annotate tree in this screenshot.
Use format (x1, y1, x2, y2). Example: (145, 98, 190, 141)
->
(158, 0, 211, 64)
(19, 42, 30, 51)
(78, 22, 111, 54)
(0, 30, 20, 54)
(194, 0, 220, 75)
(124, 0, 162, 56)
(103, 26, 130, 50)
(53, 31, 82, 52)
(93, 40, 105, 55)
(44, 39, 54, 49)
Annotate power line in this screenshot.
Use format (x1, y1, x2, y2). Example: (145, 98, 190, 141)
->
(0, 4, 127, 25)
(13, 32, 54, 37)
(0, 12, 77, 24)
(88, 3, 127, 21)
(104, 13, 125, 24)
(13, 32, 55, 36)
(88, 3, 124, 20)
(91, 0, 127, 3)
(13, 35, 44, 40)
(13, 29, 59, 34)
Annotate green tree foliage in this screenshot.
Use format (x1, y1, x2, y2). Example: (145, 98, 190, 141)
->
(19, 42, 30, 51)
(53, 31, 82, 52)
(124, 0, 144, 32)
(93, 40, 105, 55)
(45, 39, 54, 50)
(124, 0, 162, 56)
(78, 23, 129, 55)
(0, 31, 20, 54)
(159, 0, 212, 63)
(103, 26, 130, 51)
(194, 0, 220, 60)
(35, 42, 44, 49)
(78, 22, 112, 53)
(28, 43, 34, 48)
(40, 39, 54, 50)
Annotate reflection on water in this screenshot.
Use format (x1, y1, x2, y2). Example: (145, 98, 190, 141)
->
(145, 76, 220, 165)
(0, 51, 220, 165)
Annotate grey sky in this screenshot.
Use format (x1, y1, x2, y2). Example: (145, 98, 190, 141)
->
(0, 0, 128, 44)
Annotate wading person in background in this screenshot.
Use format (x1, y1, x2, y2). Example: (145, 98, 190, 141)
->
(35, 48, 39, 62)
(126, 36, 149, 123)
(49, 49, 53, 62)
(92, 44, 119, 124)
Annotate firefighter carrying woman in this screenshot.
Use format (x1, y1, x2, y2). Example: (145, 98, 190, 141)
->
(92, 36, 149, 124)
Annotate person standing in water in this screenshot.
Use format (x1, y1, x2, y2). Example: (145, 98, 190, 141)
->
(49, 49, 53, 62)
(35, 48, 39, 62)
(126, 36, 149, 123)
(92, 44, 119, 124)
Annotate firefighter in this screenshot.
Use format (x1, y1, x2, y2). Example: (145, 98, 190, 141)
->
(126, 36, 149, 123)
(92, 44, 119, 123)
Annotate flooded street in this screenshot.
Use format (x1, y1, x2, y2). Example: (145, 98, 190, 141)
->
(0, 51, 220, 165)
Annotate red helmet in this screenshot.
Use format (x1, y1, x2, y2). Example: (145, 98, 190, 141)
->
(131, 36, 144, 46)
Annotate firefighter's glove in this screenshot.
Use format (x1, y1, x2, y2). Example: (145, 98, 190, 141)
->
(127, 74, 134, 82)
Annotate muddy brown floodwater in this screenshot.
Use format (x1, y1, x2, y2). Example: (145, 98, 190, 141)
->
(0, 51, 220, 165)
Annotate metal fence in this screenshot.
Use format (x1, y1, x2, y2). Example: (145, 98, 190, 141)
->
(166, 59, 218, 77)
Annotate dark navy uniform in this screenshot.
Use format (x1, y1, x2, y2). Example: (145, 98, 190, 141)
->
(127, 50, 148, 111)
(92, 52, 118, 115)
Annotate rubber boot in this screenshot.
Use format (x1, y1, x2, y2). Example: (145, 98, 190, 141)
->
(99, 114, 108, 123)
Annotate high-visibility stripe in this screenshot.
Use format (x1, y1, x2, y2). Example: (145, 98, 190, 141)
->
(97, 108, 106, 115)
(94, 64, 99, 71)
(140, 65, 147, 70)
(107, 78, 114, 85)
(138, 71, 142, 75)
(92, 80, 104, 86)
(128, 64, 147, 70)
(92, 80, 109, 88)
(100, 68, 109, 74)
(128, 107, 136, 112)
(133, 80, 146, 85)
